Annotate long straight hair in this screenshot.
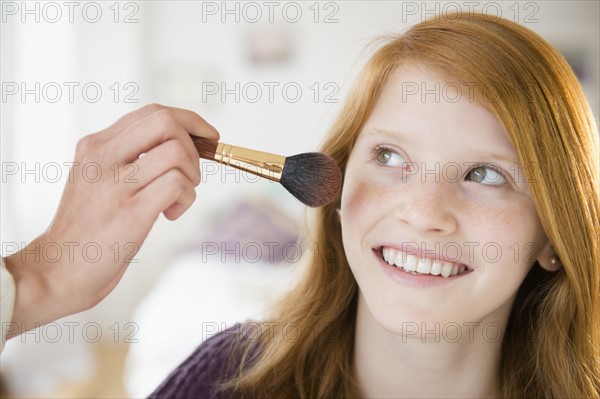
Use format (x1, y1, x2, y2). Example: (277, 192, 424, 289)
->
(226, 12, 600, 398)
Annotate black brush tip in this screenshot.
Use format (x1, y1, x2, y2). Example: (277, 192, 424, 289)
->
(280, 153, 342, 207)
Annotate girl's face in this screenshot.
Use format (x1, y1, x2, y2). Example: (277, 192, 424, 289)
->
(340, 65, 550, 336)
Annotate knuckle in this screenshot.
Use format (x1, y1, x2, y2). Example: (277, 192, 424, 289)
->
(75, 134, 96, 157)
(162, 141, 200, 185)
(80, 146, 104, 166)
(153, 108, 176, 128)
(166, 169, 187, 188)
(76, 136, 106, 167)
(152, 110, 178, 141)
(163, 140, 187, 164)
(141, 103, 164, 114)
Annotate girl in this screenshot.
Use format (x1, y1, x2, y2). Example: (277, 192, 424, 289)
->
(150, 12, 600, 398)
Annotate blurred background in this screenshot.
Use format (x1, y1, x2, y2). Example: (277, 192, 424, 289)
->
(1, 1, 598, 397)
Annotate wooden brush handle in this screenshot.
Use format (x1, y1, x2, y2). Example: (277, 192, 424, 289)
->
(190, 135, 286, 182)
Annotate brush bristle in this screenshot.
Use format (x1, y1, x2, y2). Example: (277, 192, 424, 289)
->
(280, 153, 342, 207)
(190, 136, 218, 160)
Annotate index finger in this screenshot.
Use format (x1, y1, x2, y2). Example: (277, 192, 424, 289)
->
(98, 104, 220, 142)
(164, 106, 220, 141)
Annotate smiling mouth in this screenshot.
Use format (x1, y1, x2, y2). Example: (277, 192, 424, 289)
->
(378, 246, 472, 278)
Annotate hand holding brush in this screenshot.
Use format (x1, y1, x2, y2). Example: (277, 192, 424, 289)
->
(191, 136, 342, 207)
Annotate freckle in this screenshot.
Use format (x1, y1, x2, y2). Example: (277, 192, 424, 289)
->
(343, 175, 397, 218)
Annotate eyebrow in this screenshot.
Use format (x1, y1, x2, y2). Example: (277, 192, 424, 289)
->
(361, 128, 410, 142)
(466, 150, 520, 165)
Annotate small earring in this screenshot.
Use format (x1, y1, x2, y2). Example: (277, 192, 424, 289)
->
(549, 255, 559, 265)
(336, 208, 341, 221)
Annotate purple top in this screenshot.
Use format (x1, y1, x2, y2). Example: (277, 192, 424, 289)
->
(148, 324, 256, 399)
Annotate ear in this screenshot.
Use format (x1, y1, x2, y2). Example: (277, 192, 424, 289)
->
(536, 241, 562, 272)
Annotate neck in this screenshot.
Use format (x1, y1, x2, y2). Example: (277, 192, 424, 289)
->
(353, 294, 505, 398)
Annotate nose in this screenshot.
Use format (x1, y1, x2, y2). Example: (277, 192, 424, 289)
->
(394, 176, 458, 236)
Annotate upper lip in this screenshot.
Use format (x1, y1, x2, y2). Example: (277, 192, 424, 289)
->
(374, 243, 473, 270)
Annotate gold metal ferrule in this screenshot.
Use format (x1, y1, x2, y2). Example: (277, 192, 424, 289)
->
(214, 142, 286, 182)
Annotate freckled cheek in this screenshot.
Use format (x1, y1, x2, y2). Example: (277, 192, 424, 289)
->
(464, 201, 546, 263)
(341, 169, 397, 221)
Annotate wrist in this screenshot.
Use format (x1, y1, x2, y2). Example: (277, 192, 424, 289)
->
(3, 235, 74, 337)
(1, 257, 16, 347)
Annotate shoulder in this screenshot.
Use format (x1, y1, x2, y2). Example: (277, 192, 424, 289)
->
(148, 322, 260, 399)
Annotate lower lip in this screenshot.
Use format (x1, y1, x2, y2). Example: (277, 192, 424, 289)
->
(374, 249, 470, 287)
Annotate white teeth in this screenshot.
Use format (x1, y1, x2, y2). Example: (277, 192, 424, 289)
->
(416, 257, 432, 274)
(381, 247, 468, 278)
(440, 262, 452, 278)
(383, 247, 391, 264)
(389, 248, 398, 265)
(392, 253, 403, 268)
(403, 255, 418, 272)
(430, 260, 442, 276)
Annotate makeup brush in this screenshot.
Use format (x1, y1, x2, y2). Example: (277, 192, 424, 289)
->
(190, 136, 342, 207)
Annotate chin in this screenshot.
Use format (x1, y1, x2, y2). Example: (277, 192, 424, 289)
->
(361, 291, 456, 335)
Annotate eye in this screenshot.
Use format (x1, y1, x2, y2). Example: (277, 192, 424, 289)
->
(374, 146, 406, 167)
(466, 165, 506, 185)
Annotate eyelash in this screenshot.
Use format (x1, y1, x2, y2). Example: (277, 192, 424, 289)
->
(370, 145, 509, 186)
